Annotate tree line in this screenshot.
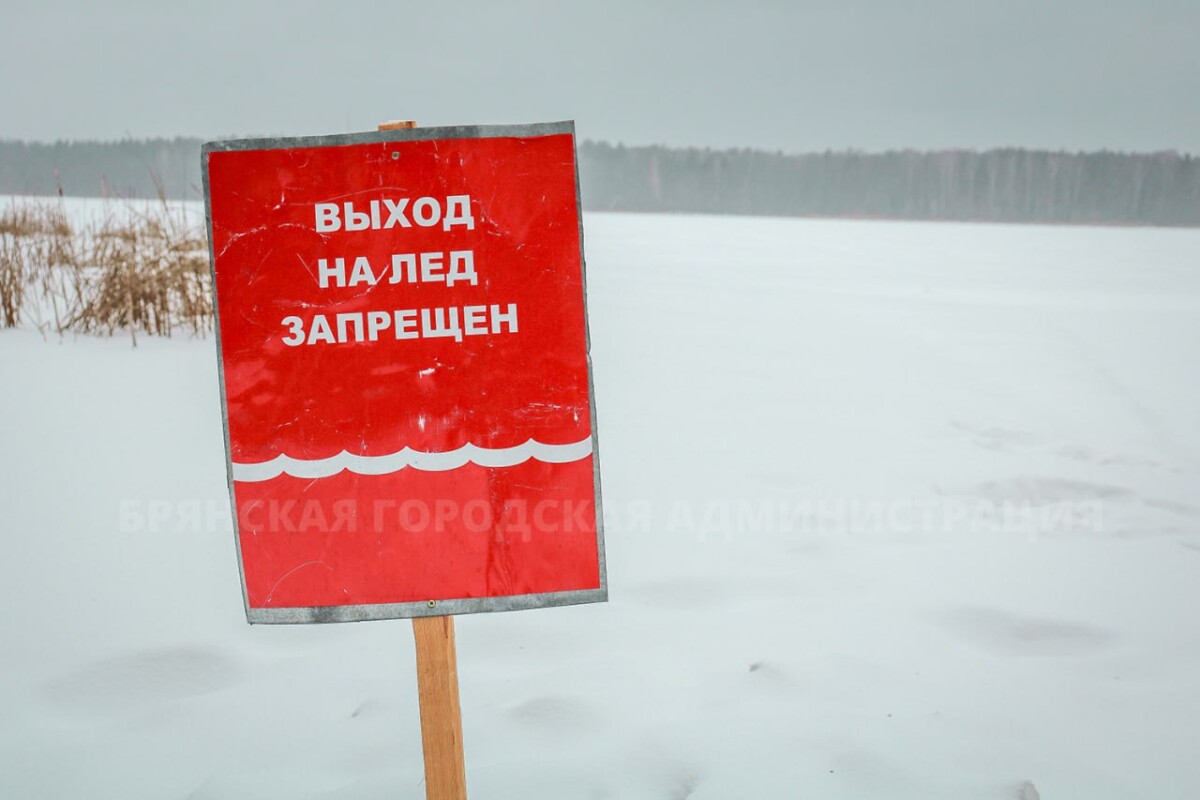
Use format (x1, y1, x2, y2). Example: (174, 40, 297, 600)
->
(2, 137, 1197, 226)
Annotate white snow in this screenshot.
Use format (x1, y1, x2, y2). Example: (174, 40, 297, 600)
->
(2, 203, 1199, 798)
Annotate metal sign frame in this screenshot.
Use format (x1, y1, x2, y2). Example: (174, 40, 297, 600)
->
(203, 121, 606, 623)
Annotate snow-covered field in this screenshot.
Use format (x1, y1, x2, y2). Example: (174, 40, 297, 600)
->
(3, 205, 1199, 798)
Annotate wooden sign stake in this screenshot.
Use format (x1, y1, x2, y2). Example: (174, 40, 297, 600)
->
(379, 118, 468, 800)
(412, 613, 468, 799)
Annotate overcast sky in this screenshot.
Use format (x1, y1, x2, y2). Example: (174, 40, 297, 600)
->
(4, 0, 1197, 153)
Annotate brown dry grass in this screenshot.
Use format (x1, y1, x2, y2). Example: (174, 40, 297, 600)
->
(0, 229, 27, 328)
(0, 199, 211, 342)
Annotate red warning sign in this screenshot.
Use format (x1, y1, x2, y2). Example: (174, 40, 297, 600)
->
(203, 122, 605, 623)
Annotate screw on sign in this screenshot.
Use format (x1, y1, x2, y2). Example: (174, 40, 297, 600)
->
(202, 120, 606, 799)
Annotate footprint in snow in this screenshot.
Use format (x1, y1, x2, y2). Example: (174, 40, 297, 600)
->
(963, 476, 1134, 506)
(938, 607, 1112, 657)
(506, 694, 601, 735)
(1017, 780, 1041, 800)
(41, 645, 241, 717)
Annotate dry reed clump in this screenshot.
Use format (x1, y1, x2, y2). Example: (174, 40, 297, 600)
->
(0, 199, 212, 342)
(0, 227, 27, 328)
(0, 202, 77, 329)
(78, 208, 212, 342)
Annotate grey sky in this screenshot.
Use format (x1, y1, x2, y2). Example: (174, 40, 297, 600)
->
(4, 0, 1197, 153)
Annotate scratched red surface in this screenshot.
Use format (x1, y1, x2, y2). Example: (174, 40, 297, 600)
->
(206, 132, 600, 609)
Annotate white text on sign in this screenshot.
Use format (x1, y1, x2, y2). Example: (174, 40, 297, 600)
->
(280, 194, 519, 347)
(318, 251, 478, 288)
(314, 196, 476, 232)
(281, 304, 519, 346)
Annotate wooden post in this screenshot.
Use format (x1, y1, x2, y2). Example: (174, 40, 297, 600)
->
(412, 614, 467, 799)
(378, 118, 467, 800)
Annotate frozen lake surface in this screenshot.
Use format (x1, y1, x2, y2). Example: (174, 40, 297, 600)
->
(2, 206, 1199, 798)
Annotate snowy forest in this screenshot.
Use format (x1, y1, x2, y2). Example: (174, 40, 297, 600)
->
(2, 137, 1198, 226)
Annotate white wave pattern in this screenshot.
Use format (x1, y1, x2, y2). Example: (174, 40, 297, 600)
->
(231, 436, 593, 482)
